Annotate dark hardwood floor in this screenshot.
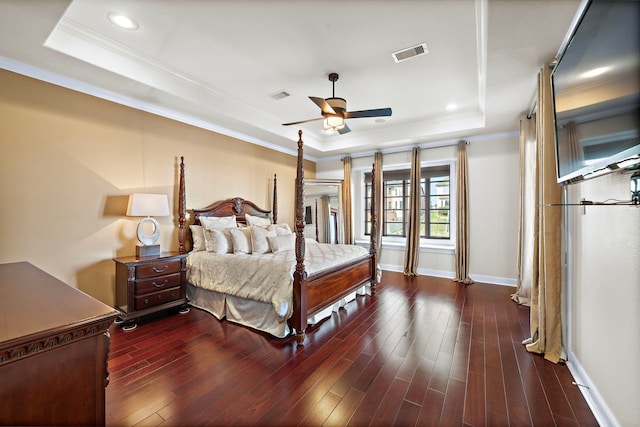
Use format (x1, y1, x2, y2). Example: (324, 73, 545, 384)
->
(106, 271, 598, 426)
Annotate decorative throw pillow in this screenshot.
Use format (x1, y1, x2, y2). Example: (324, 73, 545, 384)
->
(245, 213, 271, 228)
(269, 223, 292, 236)
(250, 225, 276, 254)
(189, 225, 206, 251)
(228, 227, 253, 254)
(203, 228, 233, 254)
(267, 234, 295, 253)
(200, 215, 237, 230)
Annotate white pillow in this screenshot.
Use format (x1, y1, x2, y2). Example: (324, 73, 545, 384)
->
(269, 223, 292, 236)
(245, 213, 271, 228)
(203, 228, 233, 254)
(267, 234, 296, 253)
(200, 215, 237, 230)
(190, 225, 206, 251)
(228, 227, 253, 254)
(250, 225, 276, 254)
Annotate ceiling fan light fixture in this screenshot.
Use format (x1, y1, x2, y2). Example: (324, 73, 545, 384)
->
(324, 116, 345, 131)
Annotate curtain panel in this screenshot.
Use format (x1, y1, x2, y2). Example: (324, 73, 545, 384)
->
(512, 115, 537, 305)
(403, 147, 421, 276)
(521, 65, 564, 363)
(321, 196, 331, 243)
(454, 141, 473, 285)
(342, 156, 354, 245)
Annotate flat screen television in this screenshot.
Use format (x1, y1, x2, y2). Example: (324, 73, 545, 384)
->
(551, 0, 640, 185)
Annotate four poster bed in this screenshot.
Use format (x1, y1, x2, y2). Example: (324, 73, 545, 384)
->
(177, 130, 378, 345)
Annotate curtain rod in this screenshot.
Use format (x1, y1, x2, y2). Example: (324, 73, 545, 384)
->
(340, 139, 470, 162)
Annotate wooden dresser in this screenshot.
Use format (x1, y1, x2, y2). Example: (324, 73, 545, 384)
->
(0, 262, 118, 426)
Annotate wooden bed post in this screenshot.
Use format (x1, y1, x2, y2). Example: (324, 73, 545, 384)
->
(178, 156, 187, 254)
(272, 173, 278, 224)
(369, 162, 378, 294)
(292, 130, 308, 345)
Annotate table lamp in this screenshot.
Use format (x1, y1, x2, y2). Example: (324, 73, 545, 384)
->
(126, 193, 170, 257)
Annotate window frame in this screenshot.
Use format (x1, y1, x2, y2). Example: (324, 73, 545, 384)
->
(357, 159, 456, 252)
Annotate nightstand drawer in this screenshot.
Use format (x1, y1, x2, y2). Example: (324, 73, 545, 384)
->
(136, 260, 181, 279)
(135, 272, 181, 295)
(134, 287, 182, 310)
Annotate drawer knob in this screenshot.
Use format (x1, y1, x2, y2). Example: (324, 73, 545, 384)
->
(152, 280, 169, 288)
(152, 265, 169, 273)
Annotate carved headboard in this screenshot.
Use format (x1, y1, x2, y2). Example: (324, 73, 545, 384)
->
(178, 156, 278, 254)
(192, 197, 272, 226)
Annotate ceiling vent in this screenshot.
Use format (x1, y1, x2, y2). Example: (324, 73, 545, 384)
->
(392, 43, 428, 63)
(269, 90, 290, 100)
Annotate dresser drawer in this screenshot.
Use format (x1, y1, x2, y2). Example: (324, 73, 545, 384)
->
(135, 272, 181, 295)
(134, 287, 183, 310)
(136, 259, 181, 279)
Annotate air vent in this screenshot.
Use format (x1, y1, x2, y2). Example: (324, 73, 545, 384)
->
(269, 90, 290, 100)
(392, 43, 428, 63)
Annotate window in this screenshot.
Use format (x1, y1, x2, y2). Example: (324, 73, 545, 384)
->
(364, 165, 451, 240)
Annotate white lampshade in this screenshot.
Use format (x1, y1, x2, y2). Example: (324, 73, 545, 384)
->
(126, 193, 169, 256)
(126, 193, 170, 217)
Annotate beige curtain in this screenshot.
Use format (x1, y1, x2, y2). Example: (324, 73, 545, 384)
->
(321, 196, 331, 243)
(373, 152, 383, 281)
(453, 141, 473, 285)
(521, 65, 564, 363)
(342, 156, 354, 244)
(512, 115, 537, 305)
(403, 147, 420, 276)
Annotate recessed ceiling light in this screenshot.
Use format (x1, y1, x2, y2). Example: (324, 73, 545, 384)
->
(108, 13, 139, 30)
(446, 103, 458, 111)
(374, 118, 386, 124)
(580, 66, 611, 79)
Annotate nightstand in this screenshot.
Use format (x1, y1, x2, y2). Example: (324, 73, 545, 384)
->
(113, 252, 189, 330)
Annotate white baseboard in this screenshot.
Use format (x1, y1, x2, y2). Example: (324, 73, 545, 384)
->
(469, 274, 517, 287)
(566, 349, 620, 427)
(379, 264, 516, 287)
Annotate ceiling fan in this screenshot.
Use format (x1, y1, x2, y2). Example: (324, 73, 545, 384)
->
(282, 73, 392, 135)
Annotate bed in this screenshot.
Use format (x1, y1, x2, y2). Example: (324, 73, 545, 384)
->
(177, 130, 379, 345)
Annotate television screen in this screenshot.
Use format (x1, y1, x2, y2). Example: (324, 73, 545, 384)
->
(552, 0, 640, 184)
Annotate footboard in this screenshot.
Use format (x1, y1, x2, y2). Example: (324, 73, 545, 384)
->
(291, 254, 373, 344)
(305, 255, 373, 315)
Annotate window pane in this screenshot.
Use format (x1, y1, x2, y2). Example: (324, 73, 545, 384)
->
(430, 224, 450, 238)
(430, 209, 449, 223)
(386, 222, 404, 235)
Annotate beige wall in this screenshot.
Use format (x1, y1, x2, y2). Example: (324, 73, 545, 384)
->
(316, 134, 520, 285)
(566, 172, 640, 425)
(0, 69, 314, 305)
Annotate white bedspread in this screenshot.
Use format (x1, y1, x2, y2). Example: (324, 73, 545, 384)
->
(187, 240, 369, 320)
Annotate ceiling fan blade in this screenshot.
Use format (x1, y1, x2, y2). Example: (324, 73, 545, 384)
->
(344, 107, 392, 119)
(282, 117, 324, 126)
(338, 123, 351, 135)
(309, 96, 337, 115)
